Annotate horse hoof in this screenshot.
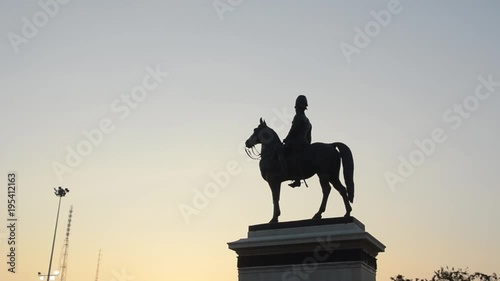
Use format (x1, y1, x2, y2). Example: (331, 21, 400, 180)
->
(312, 214, 322, 220)
(269, 218, 278, 223)
(344, 213, 351, 218)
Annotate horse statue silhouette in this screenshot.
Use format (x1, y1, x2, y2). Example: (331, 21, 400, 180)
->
(245, 118, 355, 223)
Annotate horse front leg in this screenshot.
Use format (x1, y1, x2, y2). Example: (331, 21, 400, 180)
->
(313, 175, 331, 220)
(269, 181, 281, 223)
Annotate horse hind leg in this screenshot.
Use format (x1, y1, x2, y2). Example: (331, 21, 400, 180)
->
(331, 178, 352, 217)
(313, 174, 331, 220)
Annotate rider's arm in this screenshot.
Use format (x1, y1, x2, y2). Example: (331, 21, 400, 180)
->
(284, 115, 301, 142)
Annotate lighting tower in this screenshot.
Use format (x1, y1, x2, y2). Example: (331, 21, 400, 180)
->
(45, 187, 70, 281)
(58, 205, 73, 281)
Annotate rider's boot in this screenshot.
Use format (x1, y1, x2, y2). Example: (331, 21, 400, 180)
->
(280, 145, 301, 188)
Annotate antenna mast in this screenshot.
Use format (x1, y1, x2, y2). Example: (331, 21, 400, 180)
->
(58, 205, 73, 281)
(95, 249, 102, 281)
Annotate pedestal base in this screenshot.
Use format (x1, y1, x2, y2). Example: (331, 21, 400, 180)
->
(228, 217, 385, 281)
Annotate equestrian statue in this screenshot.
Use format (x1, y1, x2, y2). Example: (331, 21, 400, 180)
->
(245, 95, 355, 223)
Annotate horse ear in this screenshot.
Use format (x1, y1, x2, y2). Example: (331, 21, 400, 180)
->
(260, 117, 263, 124)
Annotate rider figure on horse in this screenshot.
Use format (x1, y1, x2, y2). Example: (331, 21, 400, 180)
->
(280, 95, 312, 188)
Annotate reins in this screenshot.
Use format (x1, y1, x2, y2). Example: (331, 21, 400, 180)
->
(245, 146, 261, 160)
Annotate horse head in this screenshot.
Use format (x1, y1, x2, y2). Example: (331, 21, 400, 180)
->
(245, 118, 280, 149)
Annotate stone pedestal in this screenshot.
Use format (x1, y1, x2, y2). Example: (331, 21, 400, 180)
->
(228, 217, 385, 281)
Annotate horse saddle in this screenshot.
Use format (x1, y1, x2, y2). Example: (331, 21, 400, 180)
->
(280, 143, 311, 176)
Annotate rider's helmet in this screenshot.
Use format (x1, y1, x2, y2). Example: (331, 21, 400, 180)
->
(295, 95, 308, 110)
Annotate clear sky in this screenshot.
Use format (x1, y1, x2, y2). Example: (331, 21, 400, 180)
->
(1, 1, 499, 281)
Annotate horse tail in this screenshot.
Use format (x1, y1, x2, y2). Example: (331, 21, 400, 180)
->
(332, 142, 355, 203)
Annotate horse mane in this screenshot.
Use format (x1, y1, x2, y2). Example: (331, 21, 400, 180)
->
(262, 123, 282, 145)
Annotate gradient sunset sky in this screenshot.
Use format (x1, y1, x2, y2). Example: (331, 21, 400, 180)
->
(1, 1, 499, 281)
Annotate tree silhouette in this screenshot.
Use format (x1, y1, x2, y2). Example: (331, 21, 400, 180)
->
(391, 267, 498, 281)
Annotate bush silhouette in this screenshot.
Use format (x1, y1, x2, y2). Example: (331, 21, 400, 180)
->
(391, 267, 498, 281)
